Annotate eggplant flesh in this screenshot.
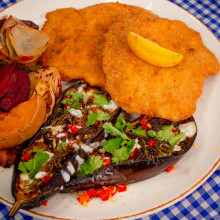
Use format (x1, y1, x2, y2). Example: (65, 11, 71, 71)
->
(62, 116, 197, 192)
(9, 80, 121, 216)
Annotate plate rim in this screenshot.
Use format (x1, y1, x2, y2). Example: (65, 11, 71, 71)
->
(0, 0, 219, 219)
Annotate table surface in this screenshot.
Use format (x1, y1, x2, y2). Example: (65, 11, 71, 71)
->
(0, 0, 219, 219)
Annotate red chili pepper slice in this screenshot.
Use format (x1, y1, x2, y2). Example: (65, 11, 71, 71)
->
(41, 201, 48, 206)
(103, 157, 111, 167)
(130, 147, 137, 159)
(86, 188, 97, 198)
(172, 128, 176, 133)
(20, 56, 33, 61)
(42, 174, 51, 184)
(98, 188, 111, 201)
(166, 165, 175, 173)
(77, 192, 90, 207)
(22, 153, 30, 162)
(139, 117, 148, 126)
(95, 188, 104, 196)
(68, 124, 84, 134)
(117, 184, 127, 192)
(108, 186, 118, 197)
(148, 140, 155, 148)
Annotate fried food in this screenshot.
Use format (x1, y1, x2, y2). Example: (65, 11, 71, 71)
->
(40, 3, 158, 87)
(103, 17, 220, 121)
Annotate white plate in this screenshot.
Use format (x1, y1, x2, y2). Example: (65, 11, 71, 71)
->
(0, 0, 219, 219)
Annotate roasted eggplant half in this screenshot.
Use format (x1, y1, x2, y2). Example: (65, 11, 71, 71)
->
(62, 115, 197, 192)
(9, 80, 121, 217)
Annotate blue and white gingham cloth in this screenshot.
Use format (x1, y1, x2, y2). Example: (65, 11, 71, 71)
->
(0, 0, 219, 219)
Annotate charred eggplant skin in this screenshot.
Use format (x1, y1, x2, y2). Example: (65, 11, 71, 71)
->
(62, 117, 197, 192)
(10, 79, 121, 212)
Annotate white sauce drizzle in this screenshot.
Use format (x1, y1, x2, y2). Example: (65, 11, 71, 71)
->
(103, 100, 118, 110)
(61, 170, 71, 183)
(67, 161, 75, 175)
(69, 109, 83, 118)
(60, 185, 64, 190)
(134, 138, 141, 149)
(81, 144, 93, 153)
(75, 155, 84, 167)
(173, 145, 181, 151)
(178, 121, 197, 142)
(35, 171, 47, 179)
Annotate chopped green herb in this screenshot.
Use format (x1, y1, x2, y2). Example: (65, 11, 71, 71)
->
(115, 115, 126, 133)
(60, 92, 83, 109)
(148, 125, 185, 146)
(125, 122, 132, 131)
(32, 147, 45, 153)
(104, 136, 122, 152)
(169, 132, 185, 146)
(77, 155, 103, 177)
(18, 152, 50, 179)
(103, 122, 129, 140)
(112, 146, 131, 164)
(57, 141, 68, 151)
(132, 126, 147, 136)
(93, 94, 109, 107)
(86, 110, 110, 127)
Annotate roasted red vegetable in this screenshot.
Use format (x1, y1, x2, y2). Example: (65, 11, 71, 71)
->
(0, 62, 30, 112)
(9, 80, 121, 217)
(62, 116, 197, 192)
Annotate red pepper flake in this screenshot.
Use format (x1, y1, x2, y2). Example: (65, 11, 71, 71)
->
(148, 140, 155, 148)
(41, 201, 48, 206)
(90, 96, 94, 101)
(42, 174, 51, 184)
(117, 184, 127, 192)
(142, 124, 150, 131)
(103, 157, 111, 167)
(20, 56, 33, 61)
(68, 124, 84, 134)
(108, 186, 118, 196)
(98, 188, 111, 201)
(86, 188, 96, 198)
(94, 121, 100, 127)
(172, 128, 176, 133)
(77, 192, 90, 207)
(130, 147, 137, 159)
(139, 117, 148, 126)
(22, 153, 30, 162)
(93, 107, 101, 113)
(64, 104, 69, 109)
(166, 165, 175, 173)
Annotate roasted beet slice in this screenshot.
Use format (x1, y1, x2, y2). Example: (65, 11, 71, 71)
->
(0, 63, 30, 112)
(0, 19, 39, 29)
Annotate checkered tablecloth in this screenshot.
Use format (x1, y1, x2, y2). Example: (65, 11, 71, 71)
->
(0, 0, 219, 219)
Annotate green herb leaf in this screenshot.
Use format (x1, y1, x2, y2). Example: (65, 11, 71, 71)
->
(125, 122, 132, 131)
(86, 110, 110, 127)
(18, 152, 50, 179)
(125, 139, 135, 152)
(148, 125, 184, 146)
(104, 137, 122, 152)
(93, 94, 109, 107)
(132, 126, 147, 136)
(61, 92, 83, 109)
(33, 147, 45, 153)
(57, 141, 68, 151)
(103, 122, 129, 140)
(169, 132, 185, 145)
(112, 146, 130, 164)
(115, 115, 126, 133)
(77, 155, 103, 177)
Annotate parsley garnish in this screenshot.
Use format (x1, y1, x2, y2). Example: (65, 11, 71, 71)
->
(77, 155, 103, 177)
(60, 92, 83, 109)
(104, 136, 122, 152)
(86, 110, 110, 127)
(93, 94, 109, 107)
(148, 125, 185, 145)
(57, 141, 68, 151)
(18, 152, 50, 179)
(132, 126, 147, 136)
(103, 116, 135, 164)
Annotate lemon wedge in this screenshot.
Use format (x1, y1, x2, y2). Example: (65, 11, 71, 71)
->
(127, 32, 183, 67)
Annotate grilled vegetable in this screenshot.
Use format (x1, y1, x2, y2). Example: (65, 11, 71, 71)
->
(9, 80, 121, 217)
(62, 115, 197, 192)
